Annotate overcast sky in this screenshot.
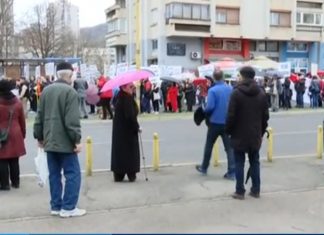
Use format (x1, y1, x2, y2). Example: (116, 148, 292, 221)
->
(14, 0, 114, 28)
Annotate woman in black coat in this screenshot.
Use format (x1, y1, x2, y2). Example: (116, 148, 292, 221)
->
(111, 83, 140, 182)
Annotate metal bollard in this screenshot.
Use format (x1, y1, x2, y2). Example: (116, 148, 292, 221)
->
(213, 139, 220, 167)
(267, 128, 273, 162)
(86, 136, 93, 176)
(153, 133, 160, 171)
(317, 125, 323, 159)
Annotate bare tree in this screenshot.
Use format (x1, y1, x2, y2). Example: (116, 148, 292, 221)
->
(19, 2, 77, 58)
(0, 0, 14, 58)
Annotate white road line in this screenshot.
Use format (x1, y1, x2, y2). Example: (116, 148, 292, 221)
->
(20, 153, 318, 178)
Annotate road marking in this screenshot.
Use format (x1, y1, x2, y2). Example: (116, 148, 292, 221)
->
(273, 131, 316, 136)
(20, 153, 318, 178)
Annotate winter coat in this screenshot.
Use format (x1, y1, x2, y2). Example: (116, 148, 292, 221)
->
(34, 80, 81, 153)
(74, 78, 88, 98)
(98, 77, 113, 99)
(204, 81, 232, 125)
(0, 93, 26, 159)
(225, 79, 269, 152)
(111, 90, 140, 174)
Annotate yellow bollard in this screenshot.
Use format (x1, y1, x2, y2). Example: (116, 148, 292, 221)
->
(213, 139, 220, 167)
(317, 125, 323, 159)
(153, 133, 160, 171)
(267, 128, 273, 162)
(86, 136, 93, 176)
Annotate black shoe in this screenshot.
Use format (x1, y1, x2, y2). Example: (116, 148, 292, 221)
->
(249, 191, 260, 198)
(195, 165, 207, 175)
(11, 183, 19, 189)
(232, 192, 245, 200)
(0, 185, 10, 191)
(128, 174, 136, 182)
(83, 116, 88, 119)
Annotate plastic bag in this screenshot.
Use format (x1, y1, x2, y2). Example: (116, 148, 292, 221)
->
(34, 148, 48, 187)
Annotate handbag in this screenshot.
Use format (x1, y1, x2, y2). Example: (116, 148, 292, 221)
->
(0, 107, 14, 149)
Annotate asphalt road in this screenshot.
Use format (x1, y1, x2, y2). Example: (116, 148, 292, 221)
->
(20, 110, 324, 174)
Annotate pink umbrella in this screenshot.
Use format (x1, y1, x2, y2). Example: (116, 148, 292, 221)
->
(101, 69, 154, 92)
(86, 84, 100, 105)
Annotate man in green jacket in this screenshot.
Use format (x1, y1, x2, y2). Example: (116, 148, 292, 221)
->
(34, 62, 86, 218)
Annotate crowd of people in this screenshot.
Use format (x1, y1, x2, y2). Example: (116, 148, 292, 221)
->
(0, 61, 323, 218)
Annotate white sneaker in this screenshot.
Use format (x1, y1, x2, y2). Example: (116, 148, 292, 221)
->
(50, 210, 61, 216)
(59, 208, 87, 218)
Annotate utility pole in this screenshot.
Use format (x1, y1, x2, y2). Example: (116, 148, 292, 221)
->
(135, 0, 141, 69)
(135, 0, 141, 107)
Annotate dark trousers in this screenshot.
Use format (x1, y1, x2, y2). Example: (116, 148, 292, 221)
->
(101, 98, 113, 119)
(234, 150, 260, 195)
(0, 158, 20, 189)
(90, 104, 95, 114)
(153, 100, 160, 112)
(201, 124, 235, 175)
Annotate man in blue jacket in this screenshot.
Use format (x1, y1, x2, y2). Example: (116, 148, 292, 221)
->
(196, 70, 235, 180)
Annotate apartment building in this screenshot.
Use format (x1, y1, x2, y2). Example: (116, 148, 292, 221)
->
(52, 0, 80, 39)
(105, 0, 324, 72)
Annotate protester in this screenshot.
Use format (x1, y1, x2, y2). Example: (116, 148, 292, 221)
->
(97, 75, 114, 120)
(196, 70, 235, 180)
(34, 62, 86, 218)
(0, 79, 26, 190)
(168, 82, 179, 113)
(152, 83, 160, 114)
(184, 80, 195, 112)
(268, 75, 282, 112)
(73, 76, 89, 119)
(28, 76, 38, 112)
(17, 77, 29, 118)
(225, 66, 269, 200)
(111, 82, 141, 182)
(309, 75, 321, 108)
(295, 76, 306, 108)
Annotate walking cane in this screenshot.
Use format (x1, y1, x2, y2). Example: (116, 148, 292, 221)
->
(139, 131, 149, 181)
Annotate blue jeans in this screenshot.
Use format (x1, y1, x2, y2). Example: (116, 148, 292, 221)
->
(47, 152, 81, 211)
(201, 124, 235, 175)
(312, 93, 319, 108)
(296, 93, 304, 108)
(234, 150, 260, 195)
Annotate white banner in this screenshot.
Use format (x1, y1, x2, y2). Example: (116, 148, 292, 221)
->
(108, 64, 117, 77)
(198, 64, 214, 78)
(278, 62, 291, 77)
(311, 63, 318, 76)
(35, 66, 41, 78)
(161, 66, 182, 77)
(23, 64, 30, 79)
(45, 63, 55, 76)
(116, 63, 128, 75)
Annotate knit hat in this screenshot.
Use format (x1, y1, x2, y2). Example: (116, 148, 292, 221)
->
(0, 79, 16, 93)
(56, 62, 73, 72)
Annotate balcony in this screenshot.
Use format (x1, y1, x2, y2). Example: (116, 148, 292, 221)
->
(165, 2, 211, 37)
(105, 4, 127, 20)
(106, 34, 127, 47)
(165, 20, 211, 37)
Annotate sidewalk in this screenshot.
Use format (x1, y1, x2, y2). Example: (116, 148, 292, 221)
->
(1, 156, 324, 233)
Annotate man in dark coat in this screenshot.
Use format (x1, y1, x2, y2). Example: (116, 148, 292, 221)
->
(111, 82, 140, 182)
(225, 66, 269, 200)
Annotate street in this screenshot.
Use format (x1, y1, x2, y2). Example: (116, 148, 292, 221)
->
(21, 109, 324, 175)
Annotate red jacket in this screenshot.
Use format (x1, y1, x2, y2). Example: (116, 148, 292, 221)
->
(98, 76, 113, 99)
(0, 95, 26, 159)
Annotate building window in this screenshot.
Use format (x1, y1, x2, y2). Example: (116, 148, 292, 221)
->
(266, 42, 279, 52)
(297, 1, 322, 9)
(287, 58, 308, 72)
(249, 41, 257, 51)
(151, 8, 158, 26)
(216, 7, 240, 24)
(258, 41, 266, 51)
(152, 40, 158, 50)
(209, 39, 223, 50)
(297, 12, 323, 26)
(107, 19, 126, 34)
(270, 11, 291, 27)
(287, 42, 308, 52)
(165, 3, 210, 21)
(208, 39, 241, 51)
(224, 40, 241, 50)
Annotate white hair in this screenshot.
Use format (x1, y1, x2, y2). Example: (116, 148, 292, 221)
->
(57, 70, 73, 79)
